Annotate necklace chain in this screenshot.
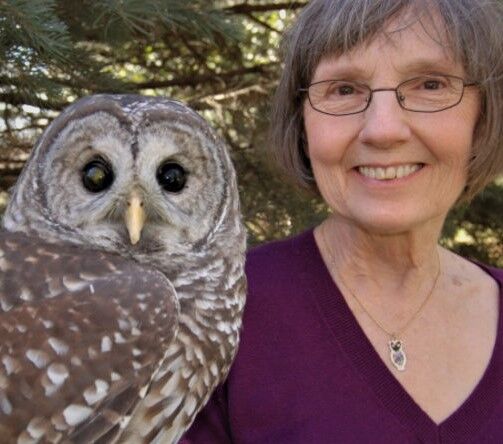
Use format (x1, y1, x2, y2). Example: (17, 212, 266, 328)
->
(320, 225, 441, 371)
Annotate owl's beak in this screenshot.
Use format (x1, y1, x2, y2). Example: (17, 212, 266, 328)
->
(125, 189, 146, 245)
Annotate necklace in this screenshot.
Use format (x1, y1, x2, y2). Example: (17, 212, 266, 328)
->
(321, 226, 441, 371)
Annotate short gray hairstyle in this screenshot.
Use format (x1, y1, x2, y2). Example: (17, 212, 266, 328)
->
(270, 0, 503, 201)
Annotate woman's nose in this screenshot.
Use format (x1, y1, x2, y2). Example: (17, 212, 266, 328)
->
(358, 91, 411, 149)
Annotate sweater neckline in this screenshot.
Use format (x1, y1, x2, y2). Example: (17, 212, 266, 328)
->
(300, 228, 503, 443)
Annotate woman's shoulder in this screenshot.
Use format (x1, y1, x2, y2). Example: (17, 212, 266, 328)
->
(441, 248, 502, 313)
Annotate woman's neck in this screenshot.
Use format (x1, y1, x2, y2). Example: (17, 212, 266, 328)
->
(316, 215, 443, 303)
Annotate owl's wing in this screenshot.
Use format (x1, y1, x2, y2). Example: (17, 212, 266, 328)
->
(0, 231, 179, 443)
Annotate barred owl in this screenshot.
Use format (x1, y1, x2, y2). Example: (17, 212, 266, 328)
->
(0, 95, 246, 443)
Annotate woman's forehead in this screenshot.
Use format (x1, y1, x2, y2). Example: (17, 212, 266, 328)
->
(312, 14, 462, 81)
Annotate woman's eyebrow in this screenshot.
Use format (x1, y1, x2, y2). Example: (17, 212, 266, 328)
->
(394, 58, 460, 75)
(313, 64, 375, 81)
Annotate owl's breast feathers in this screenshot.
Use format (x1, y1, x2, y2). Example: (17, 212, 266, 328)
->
(0, 230, 179, 442)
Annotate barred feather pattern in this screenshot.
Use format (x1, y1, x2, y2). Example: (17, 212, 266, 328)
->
(0, 95, 247, 443)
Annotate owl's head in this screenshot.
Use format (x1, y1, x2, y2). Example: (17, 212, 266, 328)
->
(3, 95, 244, 266)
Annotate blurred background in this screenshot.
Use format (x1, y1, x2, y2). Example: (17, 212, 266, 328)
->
(0, 0, 501, 266)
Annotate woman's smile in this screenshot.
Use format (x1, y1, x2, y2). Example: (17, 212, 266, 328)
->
(351, 163, 427, 190)
(356, 163, 424, 180)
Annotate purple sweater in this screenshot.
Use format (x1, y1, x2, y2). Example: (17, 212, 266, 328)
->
(182, 229, 503, 443)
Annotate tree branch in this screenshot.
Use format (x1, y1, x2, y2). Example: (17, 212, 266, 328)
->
(133, 63, 277, 89)
(244, 12, 282, 33)
(0, 93, 68, 111)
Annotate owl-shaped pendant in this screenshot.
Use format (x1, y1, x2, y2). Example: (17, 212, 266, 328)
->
(389, 338, 407, 371)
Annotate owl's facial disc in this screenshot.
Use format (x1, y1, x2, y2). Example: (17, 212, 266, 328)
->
(29, 102, 233, 261)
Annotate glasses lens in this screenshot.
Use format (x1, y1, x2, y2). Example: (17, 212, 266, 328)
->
(308, 80, 370, 115)
(398, 75, 464, 112)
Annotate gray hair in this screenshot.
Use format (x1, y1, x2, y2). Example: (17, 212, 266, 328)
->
(270, 0, 503, 201)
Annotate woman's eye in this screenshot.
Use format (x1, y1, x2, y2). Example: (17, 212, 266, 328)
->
(423, 80, 443, 90)
(82, 158, 114, 193)
(337, 84, 355, 95)
(326, 83, 356, 96)
(156, 161, 187, 193)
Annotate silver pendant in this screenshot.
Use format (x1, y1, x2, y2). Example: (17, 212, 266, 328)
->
(389, 338, 406, 371)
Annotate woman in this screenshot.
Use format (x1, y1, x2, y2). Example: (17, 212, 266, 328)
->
(183, 0, 503, 442)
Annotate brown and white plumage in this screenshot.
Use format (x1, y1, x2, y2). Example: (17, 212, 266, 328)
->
(0, 95, 246, 443)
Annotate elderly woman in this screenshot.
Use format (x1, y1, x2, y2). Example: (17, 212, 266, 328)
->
(183, 0, 503, 442)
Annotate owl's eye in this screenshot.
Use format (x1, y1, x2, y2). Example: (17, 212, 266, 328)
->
(156, 162, 187, 193)
(82, 158, 114, 193)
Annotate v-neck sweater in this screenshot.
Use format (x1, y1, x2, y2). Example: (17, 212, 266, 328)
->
(182, 229, 503, 443)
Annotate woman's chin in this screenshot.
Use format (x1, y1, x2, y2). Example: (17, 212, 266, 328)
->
(338, 207, 444, 237)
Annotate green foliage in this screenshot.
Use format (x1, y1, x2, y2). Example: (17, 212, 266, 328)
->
(0, 0, 72, 62)
(57, 0, 241, 46)
(0, 0, 243, 111)
(442, 181, 503, 267)
(0, 1, 501, 266)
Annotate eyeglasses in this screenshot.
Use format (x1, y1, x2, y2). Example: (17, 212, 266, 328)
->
(299, 74, 477, 116)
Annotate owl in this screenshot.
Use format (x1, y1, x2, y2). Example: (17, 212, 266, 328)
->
(0, 95, 247, 443)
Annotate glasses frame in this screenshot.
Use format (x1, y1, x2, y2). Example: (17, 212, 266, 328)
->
(299, 75, 478, 116)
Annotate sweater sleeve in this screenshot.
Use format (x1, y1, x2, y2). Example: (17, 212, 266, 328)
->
(179, 384, 233, 443)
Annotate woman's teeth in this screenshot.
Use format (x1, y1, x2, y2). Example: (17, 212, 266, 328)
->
(358, 164, 423, 180)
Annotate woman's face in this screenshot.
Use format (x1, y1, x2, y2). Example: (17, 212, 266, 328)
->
(303, 17, 480, 234)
